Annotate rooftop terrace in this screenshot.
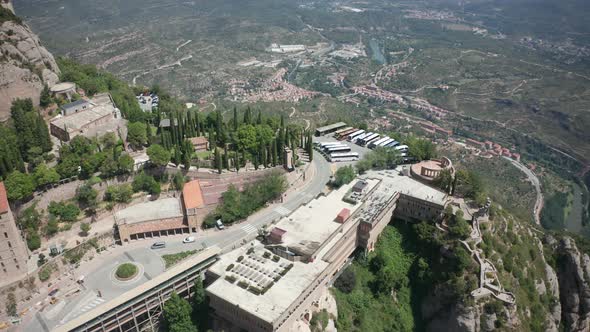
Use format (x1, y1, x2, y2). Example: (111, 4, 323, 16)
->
(115, 198, 183, 225)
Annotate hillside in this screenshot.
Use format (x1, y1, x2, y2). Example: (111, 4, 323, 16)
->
(0, 4, 59, 120)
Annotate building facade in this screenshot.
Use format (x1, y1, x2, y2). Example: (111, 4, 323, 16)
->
(0, 182, 28, 286)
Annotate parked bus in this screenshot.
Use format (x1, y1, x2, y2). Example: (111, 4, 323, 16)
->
(377, 138, 395, 147)
(352, 132, 371, 143)
(327, 146, 352, 153)
(347, 130, 365, 141)
(337, 128, 358, 140)
(394, 144, 409, 152)
(368, 137, 390, 149)
(334, 126, 353, 136)
(329, 152, 360, 162)
(359, 133, 380, 146)
(385, 140, 400, 148)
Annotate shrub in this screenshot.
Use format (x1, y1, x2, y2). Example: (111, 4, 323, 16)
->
(237, 281, 249, 289)
(225, 275, 237, 283)
(274, 276, 281, 282)
(104, 184, 133, 203)
(115, 263, 138, 279)
(272, 255, 280, 262)
(247, 247, 254, 255)
(237, 256, 244, 262)
(226, 264, 235, 271)
(38, 264, 55, 281)
(263, 252, 271, 259)
(334, 267, 356, 293)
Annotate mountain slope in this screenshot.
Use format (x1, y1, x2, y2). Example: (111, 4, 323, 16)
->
(0, 3, 59, 121)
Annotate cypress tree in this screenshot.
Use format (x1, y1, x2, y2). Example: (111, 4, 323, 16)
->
(272, 140, 278, 166)
(256, 110, 262, 125)
(260, 144, 267, 168)
(244, 107, 251, 125)
(224, 144, 229, 170)
(146, 122, 152, 145)
(196, 113, 201, 137)
(233, 107, 238, 132)
(215, 148, 222, 174)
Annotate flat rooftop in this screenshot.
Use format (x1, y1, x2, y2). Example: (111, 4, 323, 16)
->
(207, 241, 329, 324)
(315, 122, 347, 133)
(51, 103, 113, 132)
(115, 198, 183, 225)
(275, 180, 375, 257)
(365, 168, 448, 206)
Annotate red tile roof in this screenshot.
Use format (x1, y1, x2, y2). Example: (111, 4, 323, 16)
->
(183, 180, 205, 209)
(0, 182, 9, 214)
(189, 136, 208, 146)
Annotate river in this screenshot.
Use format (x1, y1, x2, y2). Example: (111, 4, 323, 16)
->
(369, 39, 386, 65)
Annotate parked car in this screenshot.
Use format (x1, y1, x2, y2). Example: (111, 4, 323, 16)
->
(48, 288, 59, 297)
(150, 241, 166, 249)
(216, 219, 225, 230)
(183, 236, 195, 244)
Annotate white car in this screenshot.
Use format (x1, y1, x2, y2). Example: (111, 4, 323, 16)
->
(182, 236, 196, 244)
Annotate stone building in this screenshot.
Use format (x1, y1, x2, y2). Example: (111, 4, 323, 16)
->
(0, 182, 29, 287)
(49, 93, 127, 142)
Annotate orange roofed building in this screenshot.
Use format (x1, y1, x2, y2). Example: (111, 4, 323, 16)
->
(183, 179, 212, 229)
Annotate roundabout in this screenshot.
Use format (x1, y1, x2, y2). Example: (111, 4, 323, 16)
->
(111, 262, 143, 284)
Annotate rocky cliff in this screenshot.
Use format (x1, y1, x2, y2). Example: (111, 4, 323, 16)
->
(547, 236, 590, 332)
(0, 3, 59, 121)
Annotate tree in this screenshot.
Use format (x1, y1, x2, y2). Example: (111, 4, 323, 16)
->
(33, 163, 60, 188)
(332, 165, 356, 188)
(80, 222, 91, 236)
(117, 154, 134, 174)
(27, 230, 41, 251)
(236, 124, 257, 152)
(192, 276, 208, 330)
(105, 184, 133, 203)
(4, 171, 35, 201)
(127, 122, 148, 149)
(132, 173, 161, 195)
(334, 267, 356, 293)
(5, 292, 17, 317)
(433, 168, 454, 194)
(163, 292, 198, 332)
(45, 217, 59, 236)
(40, 85, 52, 107)
(232, 107, 238, 131)
(100, 132, 117, 150)
(76, 183, 98, 211)
(147, 144, 171, 167)
(214, 148, 222, 174)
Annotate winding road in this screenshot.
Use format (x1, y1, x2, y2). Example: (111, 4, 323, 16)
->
(503, 156, 543, 225)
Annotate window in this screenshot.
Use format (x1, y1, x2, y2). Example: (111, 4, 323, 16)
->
(3, 232, 7, 238)
(7, 241, 11, 248)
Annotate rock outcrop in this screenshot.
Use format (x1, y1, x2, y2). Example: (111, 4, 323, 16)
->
(553, 237, 590, 332)
(422, 285, 480, 332)
(0, 3, 59, 121)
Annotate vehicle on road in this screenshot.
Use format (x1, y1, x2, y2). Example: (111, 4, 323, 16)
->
(48, 288, 59, 297)
(150, 241, 166, 249)
(216, 219, 225, 230)
(183, 236, 195, 243)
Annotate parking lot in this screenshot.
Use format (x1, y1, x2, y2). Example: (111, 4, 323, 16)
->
(313, 135, 371, 167)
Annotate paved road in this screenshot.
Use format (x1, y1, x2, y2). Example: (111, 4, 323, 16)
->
(503, 156, 543, 225)
(24, 155, 332, 332)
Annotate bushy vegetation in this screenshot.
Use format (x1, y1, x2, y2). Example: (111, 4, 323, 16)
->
(132, 172, 161, 195)
(104, 184, 133, 203)
(356, 146, 402, 174)
(162, 250, 200, 268)
(57, 57, 147, 122)
(48, 201, 81, 222)
(334, 220, 478, 331)
(115, 263, 138, 279)
(332, 165, 356, 188)
(204, 171, 287, 227)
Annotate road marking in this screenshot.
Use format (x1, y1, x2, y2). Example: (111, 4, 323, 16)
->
(274, 206, 291, 216)
(241, 224, 257, 234)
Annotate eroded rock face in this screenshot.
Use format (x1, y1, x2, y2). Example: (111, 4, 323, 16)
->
(422, 285, 480, 332)
(555, 237, 590, 332)
(0, 18, 60, 120)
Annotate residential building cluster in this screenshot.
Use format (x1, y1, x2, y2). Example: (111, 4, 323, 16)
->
(241, 68, 323, 103)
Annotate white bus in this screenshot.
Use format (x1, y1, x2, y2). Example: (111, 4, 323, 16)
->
(329, 152, 360, 162)
(319, 142, 345, 149)
(352, 132, 371, 143)
(347, 130, 365, 141)
(359, 133, 380, 146)
(327, 146, 352, 153)
(377, 138, 395, 147)
(385, 140, 400, 148)
(394, 144, 409, 152)
(368, 136, 390, 149)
